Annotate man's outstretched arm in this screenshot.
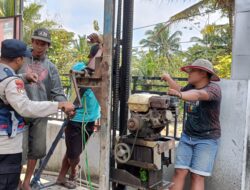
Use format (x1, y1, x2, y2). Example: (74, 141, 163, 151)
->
(162, 73, 182, 92)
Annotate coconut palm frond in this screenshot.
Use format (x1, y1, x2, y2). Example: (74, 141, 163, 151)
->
(168, 0, 207, 24)
(214, 0, 235, 9)
(190, 36, 203, 43)
(166, 0, 234, 24)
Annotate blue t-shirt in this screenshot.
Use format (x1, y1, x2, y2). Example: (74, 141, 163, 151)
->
(71, 89, 101, 123)
(70, 62, 101, 123)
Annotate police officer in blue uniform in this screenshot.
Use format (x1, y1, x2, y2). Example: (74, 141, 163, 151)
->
(0, 39, 75, 190)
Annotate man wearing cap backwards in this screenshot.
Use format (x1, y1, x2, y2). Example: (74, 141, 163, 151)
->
(0, 39, 75, 190)
(17, 28, 68, 190)
(162, 59, 221, 190)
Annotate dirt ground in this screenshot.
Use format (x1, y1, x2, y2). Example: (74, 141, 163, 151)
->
(20, 173, 95, 190)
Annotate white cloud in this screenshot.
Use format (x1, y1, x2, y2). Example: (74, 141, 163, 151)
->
(134, 0, 197, 28)
(39, 0, 104, 36)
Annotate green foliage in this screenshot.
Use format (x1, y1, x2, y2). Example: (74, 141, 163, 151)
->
(139, 24, 182, 61)
(132, 50, 186, 78)
(166, 0, 234, 29)
(21, 1, 232, 84)
(183, 45, 232, 79)
(135, 23, 185, 80)
(183, 24, 232, 78)
(21, 2, 100, 93)
(72, 35, 90, 63)
(214, 54, 232, 79)
(139, 169, 148, 182)
(48, 29, 76, 73)
(192, 24, 231, 52)
(23, 3, 57, 44)
(0, 0, 15, 16)
(131, 50, 187, 99)
(93, 20, 100, 33)
(184, 44, 222, 63)
(22, 2, 90, 83)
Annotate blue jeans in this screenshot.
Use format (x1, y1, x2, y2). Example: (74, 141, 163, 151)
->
(175, 133, 219, 176)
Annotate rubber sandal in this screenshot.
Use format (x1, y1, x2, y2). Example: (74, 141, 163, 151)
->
(56, 180, 76, 189)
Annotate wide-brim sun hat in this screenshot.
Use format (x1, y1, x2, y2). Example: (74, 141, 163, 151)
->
(180, 59, 220, 81)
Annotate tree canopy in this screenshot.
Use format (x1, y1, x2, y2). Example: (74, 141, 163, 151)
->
(0, 1, 232, 80)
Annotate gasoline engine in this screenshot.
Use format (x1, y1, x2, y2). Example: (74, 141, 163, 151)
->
(111, 93, 179, 190)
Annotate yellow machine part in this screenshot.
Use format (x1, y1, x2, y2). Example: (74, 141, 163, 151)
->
(128, 93, 159, 112)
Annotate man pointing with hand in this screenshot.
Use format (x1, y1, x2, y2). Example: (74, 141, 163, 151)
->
(162, 59, 221, 190)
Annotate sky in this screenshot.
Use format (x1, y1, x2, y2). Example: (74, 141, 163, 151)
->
(27, 0, 227, 50)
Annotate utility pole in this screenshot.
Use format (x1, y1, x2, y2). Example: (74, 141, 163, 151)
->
(98, 0, 114, 189)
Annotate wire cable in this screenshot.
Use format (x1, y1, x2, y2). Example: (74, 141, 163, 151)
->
(81, 94, 94, 190)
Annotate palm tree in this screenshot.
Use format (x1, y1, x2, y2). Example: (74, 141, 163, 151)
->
(163, 0, 234, 50)
(73, 35, 89, 54)
(72, 35, 90, 63)
(190, 24, 231, 52)
(22, 3, 57, 44)
(165, 0, 234, 28)
(139, 23, 182, 61)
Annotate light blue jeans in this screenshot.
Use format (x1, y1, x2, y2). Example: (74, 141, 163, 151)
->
(175, 133, 219, 176)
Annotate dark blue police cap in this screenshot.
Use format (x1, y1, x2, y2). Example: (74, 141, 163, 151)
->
(1, 39, 32, 59)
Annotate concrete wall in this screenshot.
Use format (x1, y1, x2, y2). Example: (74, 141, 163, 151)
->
(232, 0, 250, 79)
(206, 80, 249, 190)
(45, 120, 101, 180)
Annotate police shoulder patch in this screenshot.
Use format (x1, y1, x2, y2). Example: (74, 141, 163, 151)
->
(15, 79, 25, 93)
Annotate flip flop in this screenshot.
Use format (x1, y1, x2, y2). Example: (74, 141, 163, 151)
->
(56, 180, 76, 189)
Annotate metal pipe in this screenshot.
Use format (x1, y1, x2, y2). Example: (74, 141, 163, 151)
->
(112, 0, 122, 155)
(13, 0, 17, 38)
(20, 0, 23, 39)
(119, 0, 134, 136)
(31, 120, 69, 189)
(111, 1, 122, 189)
(174, 110, 178, 138)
